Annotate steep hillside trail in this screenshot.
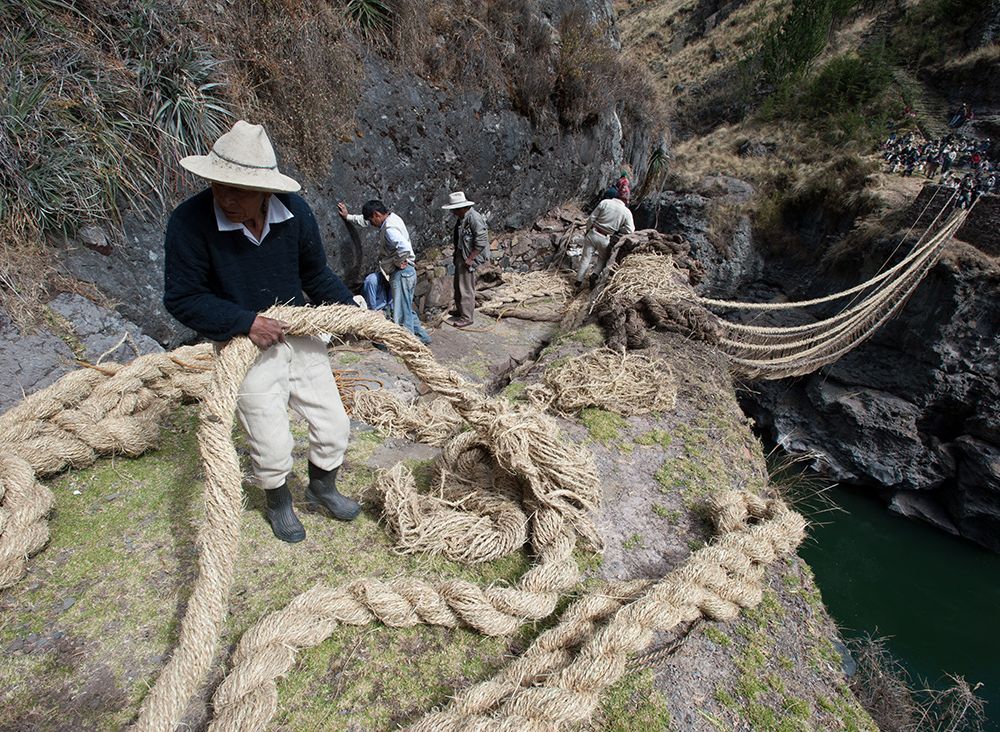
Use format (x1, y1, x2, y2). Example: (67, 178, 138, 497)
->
(890, 67, 952, 139)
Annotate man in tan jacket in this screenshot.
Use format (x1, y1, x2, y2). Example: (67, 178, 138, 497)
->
(442, 191, 489, 327)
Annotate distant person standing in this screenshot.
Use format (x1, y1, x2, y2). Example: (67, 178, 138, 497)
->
(615, 170, 632, 206)
(442, 191, 488, 328)
(575, 190, 635, 287)
(949, 102, 973, 129)
(338, 199, 432, 345)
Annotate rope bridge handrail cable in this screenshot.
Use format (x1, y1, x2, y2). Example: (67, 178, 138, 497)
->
(715, 210, 966, 355)
(698, 189, 960, 312)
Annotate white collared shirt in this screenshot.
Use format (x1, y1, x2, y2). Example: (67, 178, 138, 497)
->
(214, 196, 294, 246)
(346, 211, 415, 266)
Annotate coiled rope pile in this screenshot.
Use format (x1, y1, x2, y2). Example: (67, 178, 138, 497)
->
(525, 347, 678, 417)
(477, 270, 577, 321)
(0, 345, 213, 590)
(1, 302, 807, 731)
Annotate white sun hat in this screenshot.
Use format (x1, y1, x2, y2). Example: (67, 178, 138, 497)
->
(179, 120, 301, 193)
(441, 191, 475, 210)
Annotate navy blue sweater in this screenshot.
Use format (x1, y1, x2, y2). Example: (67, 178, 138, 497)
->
(163, 189, 354, 341)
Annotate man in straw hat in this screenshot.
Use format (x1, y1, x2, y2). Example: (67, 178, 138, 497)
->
(442, 191, 489, 327)
(163, 120, 362, 544)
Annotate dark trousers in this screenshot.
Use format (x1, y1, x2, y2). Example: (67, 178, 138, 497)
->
(453, 256, 476, 322)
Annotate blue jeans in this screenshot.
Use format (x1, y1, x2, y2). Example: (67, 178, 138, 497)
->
(362, 272, 390, 312)
(390, 265, 431, 344)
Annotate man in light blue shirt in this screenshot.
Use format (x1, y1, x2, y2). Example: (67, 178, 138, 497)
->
(338, 199, 432, 345)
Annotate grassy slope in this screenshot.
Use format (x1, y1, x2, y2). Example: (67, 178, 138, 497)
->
(0, 323, 876, 731)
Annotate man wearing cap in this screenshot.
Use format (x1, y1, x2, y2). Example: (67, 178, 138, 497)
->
(442, 191, 489, 328)
(163, 120, 362, 544)
(337, 199, 432, 345)
(575, 189, 635, 287)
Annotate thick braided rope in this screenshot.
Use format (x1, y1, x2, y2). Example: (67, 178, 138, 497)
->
(131, 305, 601, 732)
(407, 579, 654, 731)
(0, 345, 213, 590)
(415, 492, 806, 731)
(209, 506, 580, 731)
(698, 191, 959, 311)
(0, 456, 54, 589)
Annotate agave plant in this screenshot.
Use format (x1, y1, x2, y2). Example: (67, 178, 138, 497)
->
(346, 0, 393, 42)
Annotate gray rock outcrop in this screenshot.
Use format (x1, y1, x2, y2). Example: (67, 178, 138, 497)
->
(56, 3, 653, 348)
(746, 216, 1000, 551)
(633, 175, 762, 294)
(0, 295, 163, 414)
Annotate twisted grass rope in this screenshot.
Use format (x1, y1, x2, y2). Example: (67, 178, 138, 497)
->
(349, 389, 463, 446)
(0, 301, 812, 732)
(716, 211, 962, 354)
(715, 206, 965, 340)
(129, 305, 601, 732)
(720, 211, 967, 379)
(698, 190, 960, 312)
(370, 435, 529, 564)
(526, 347, 678, 417)
(595, 208, 966, 382)
(0, 345, 213, 590)
(409, 491, 806, 731)
(724, 215, 965, 380)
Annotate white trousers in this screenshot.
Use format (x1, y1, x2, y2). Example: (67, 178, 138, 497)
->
(234, 336, 350, 490)
(576, 229, 612, 282)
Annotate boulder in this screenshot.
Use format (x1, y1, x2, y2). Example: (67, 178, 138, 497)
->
(0, 312, 75, 415)
(0, 295, 161, 414)
(634, 183, 762, 295)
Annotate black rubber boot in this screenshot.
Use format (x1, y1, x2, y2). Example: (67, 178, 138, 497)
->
(305, 463, 361, 521)
(264, 483, 305, 543)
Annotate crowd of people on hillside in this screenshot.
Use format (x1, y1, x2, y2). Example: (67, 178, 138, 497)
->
(880, 131, 997, 209)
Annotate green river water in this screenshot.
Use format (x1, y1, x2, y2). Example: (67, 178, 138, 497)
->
(792, 483, 1000, 730)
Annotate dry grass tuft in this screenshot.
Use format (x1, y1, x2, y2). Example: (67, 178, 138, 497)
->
(200, 1, 362, 179)
(848, 634, 988, 732)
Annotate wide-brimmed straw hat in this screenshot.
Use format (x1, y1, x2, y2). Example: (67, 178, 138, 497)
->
(441, 191, 475, 210)
(179, 120, 301, 193)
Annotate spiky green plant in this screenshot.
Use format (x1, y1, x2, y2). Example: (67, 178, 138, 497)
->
(0, 0, 231, 328)
(346, 0, 393, 42)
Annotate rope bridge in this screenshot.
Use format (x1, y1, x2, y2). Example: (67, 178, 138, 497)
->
(598, 198, 972, 380)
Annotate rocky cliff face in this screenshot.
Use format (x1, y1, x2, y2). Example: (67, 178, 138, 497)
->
(634, 175, 763, 294)
(744, 189, 1000, 551)
(0, 0, 660, 411)
(58, 58, 637, 348)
